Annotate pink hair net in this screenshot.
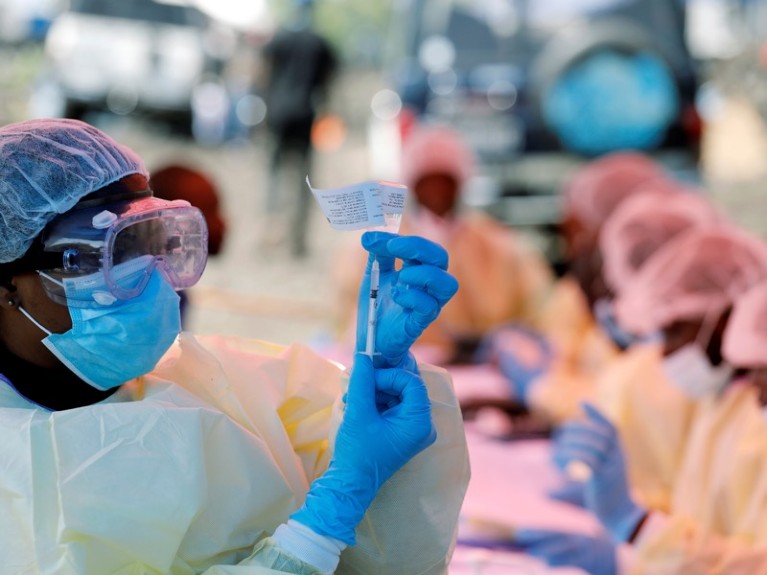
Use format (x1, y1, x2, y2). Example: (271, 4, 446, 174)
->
(600, 187, 722, 294)
(562, 151, 668, 231)
(399, 124, 474, 191)
(614, 226, 767, 335)
(722, 280, 767, 368)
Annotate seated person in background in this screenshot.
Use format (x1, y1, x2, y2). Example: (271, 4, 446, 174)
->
(478, 151, 673, 421)
(149, 163, 228, 327)
(526, 183, 724, 425)
(515, 226, 767, 575)
(334, 123, 554, 365)
(0, 118, 469, 574)
(503, 187, 724, 501)
(594, 185, 722, 350)
(625, 279, 767, 574)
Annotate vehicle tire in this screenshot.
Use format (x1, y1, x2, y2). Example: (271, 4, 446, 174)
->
(529, 18, 681, 156)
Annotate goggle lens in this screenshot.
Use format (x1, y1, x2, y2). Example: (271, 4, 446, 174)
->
(109, 209, 207, 296)
(35, 196, 208, 307)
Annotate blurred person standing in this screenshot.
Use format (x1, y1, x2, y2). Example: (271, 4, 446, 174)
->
(149, 163, 228, 328)
(258, 0, 338, 258)
(334, 124, 555, 365)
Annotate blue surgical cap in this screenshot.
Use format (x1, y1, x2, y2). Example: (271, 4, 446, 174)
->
(0, 118, 147, 263)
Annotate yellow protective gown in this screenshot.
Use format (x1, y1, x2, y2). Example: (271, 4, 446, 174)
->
(0, 332, 470, 574)
(592, 343, 698, 513)
(402, 212, 554, 349)
(331, 212, 554, 362)
(526, 276, 621, 424)
(632, 384, 767, 574)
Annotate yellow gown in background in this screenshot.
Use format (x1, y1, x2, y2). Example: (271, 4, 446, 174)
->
(592, 343, 699, 513)
(527, 276, 621, 424)
(631, 383, 767, 575)
(632, 383, 767, 574)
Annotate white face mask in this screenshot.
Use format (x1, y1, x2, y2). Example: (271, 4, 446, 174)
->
(662, 343, 733, 399)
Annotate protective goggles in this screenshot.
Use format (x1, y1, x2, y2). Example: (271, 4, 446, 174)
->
(22, 194, 208, 307)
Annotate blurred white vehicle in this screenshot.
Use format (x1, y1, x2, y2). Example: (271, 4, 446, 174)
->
(41, 0, 234, 135)
(0, 0, 63, 44)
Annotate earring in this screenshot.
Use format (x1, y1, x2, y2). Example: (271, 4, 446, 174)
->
(7, 299, 16, 308)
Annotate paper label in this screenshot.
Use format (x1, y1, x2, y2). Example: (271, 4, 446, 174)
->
(307, 177, 407, 232)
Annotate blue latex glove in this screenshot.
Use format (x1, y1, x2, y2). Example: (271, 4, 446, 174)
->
(474, 324, 554, 401)
(356, 232, 459, 369)
(552, 403, 646, 542)
(291, 353, 436, 545)
(515, 528, 617, 575)
(547, 479, 587, 508)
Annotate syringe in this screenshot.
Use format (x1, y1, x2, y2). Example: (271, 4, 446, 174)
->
(365, 258, 380, 356)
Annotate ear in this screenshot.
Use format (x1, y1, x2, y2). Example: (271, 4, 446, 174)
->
(0, 280, 18, 309)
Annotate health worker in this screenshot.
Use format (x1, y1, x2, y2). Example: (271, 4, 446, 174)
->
(0, 118, 470, 574)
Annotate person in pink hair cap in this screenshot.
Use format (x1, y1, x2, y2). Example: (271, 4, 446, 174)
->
(506, 152, 676, 425)
(595, 185, 724, 349)
(516, 226, 767, 575)
(334, 123, 554, 366)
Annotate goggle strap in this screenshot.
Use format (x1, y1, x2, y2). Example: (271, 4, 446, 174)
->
(2, 243, 67, 277)
(37, 271, 65, 288)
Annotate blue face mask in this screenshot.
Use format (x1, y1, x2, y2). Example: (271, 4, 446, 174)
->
(593, 298, 638, 350)
(593, 298, 662, 350)
(20, 269, 181, 391)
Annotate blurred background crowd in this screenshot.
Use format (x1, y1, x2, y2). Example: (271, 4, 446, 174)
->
(1, 0, 767, 347)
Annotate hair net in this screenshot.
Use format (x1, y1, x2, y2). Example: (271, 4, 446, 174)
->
(614, 226, 767, 335)
(721, 280, 767, 368)
(0, 118, 147, 264)
(562, 151, 668, 231)
(600, 187, 722, 294)
(400, 124, 474, 192)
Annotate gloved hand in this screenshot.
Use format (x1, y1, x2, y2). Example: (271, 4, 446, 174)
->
(474, 324, 554, 401)
(552, 402, 646, 542)
(291, 353, 436, 545)
(547, 479, 587, 508)
(356, 232, 459, 369)
(515, 528, 617, 575)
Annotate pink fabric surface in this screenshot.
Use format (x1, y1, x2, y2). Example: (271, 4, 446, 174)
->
(447, 363, 512, 402)
(308, 350, 602, 572)
(451, 427, 603, 574)
(449, 364, 602, 574)
(459, 431, 599, 531)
